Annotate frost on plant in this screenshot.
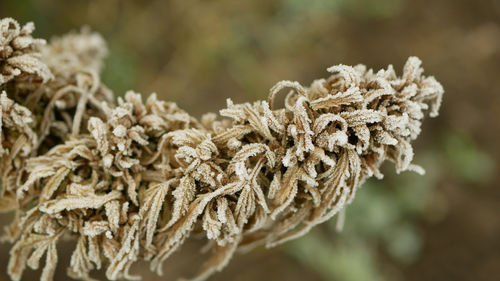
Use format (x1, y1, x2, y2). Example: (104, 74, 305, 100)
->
(0, 18, 444, 281)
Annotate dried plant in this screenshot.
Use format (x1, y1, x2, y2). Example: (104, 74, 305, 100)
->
(0, 18, 444, 281)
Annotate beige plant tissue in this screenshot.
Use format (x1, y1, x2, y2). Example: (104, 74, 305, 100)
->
(0, 18, 444, 281)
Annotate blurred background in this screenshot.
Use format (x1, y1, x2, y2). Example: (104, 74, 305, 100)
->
(0, 0, 499, 280)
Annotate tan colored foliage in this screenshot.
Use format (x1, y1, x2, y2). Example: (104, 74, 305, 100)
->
(0, 18, 443, 281)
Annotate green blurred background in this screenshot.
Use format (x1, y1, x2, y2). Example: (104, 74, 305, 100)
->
(1, 0, 499, 280)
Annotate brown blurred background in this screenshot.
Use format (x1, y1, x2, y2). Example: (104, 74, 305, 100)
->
(1, 0, 499, 280)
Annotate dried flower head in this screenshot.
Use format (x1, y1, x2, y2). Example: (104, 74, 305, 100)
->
(0, 18, 52, 84)
(0, 18, 444, 281)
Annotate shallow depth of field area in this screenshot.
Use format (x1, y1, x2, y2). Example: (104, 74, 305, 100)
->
(0, 0, 498, 281)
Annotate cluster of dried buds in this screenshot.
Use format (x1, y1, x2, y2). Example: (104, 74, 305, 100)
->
(0, 18, 443, 281)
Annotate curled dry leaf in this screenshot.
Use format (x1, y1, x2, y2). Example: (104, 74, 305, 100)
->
(0, 18, 443, 281)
